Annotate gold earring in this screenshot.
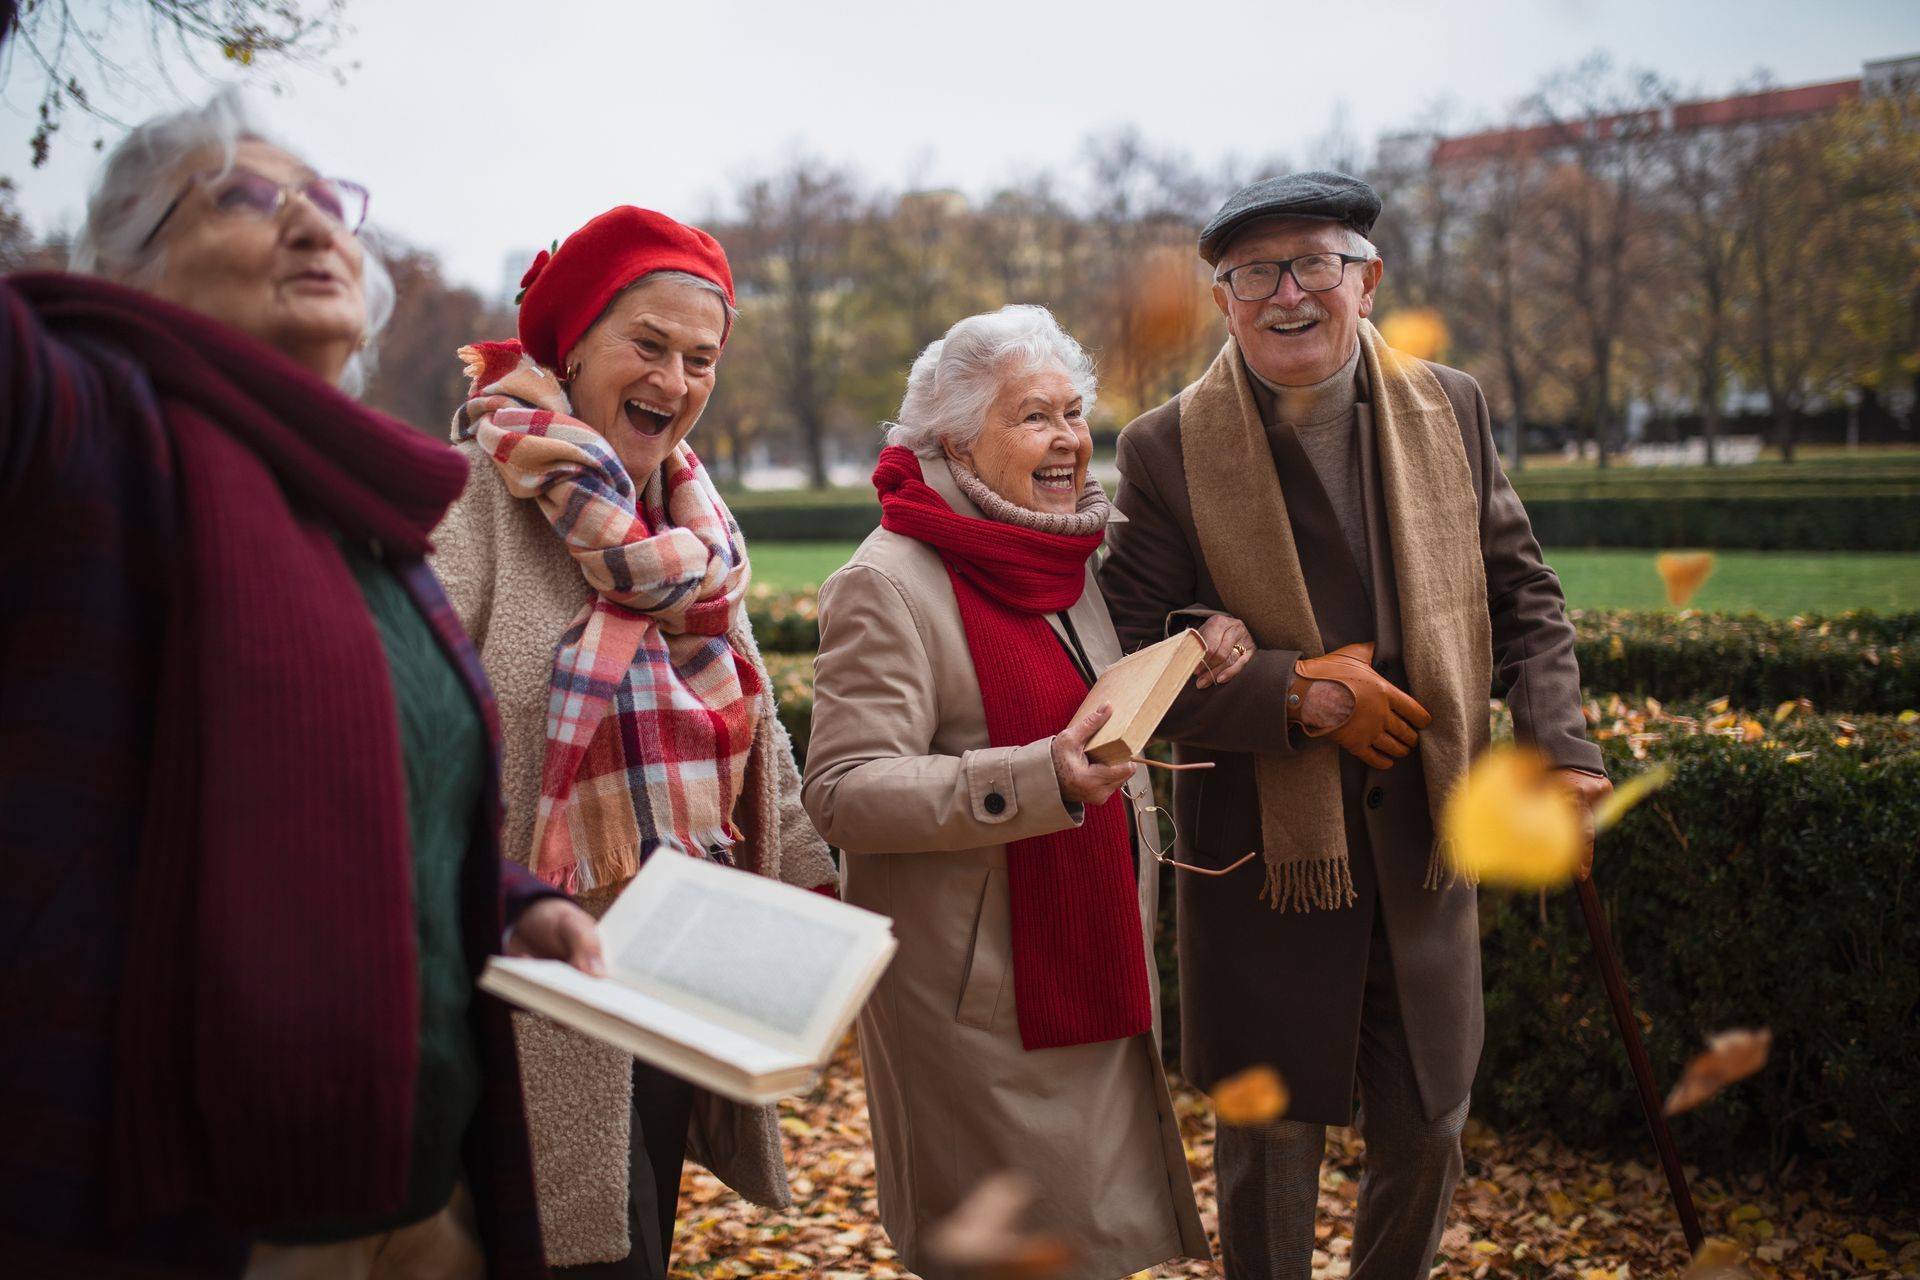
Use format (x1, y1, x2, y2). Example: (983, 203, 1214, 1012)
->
(565, 363, 581, 383)
(355, 334, 369, 351)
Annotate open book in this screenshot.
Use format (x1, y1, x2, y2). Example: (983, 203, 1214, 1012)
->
(1074, 629, 1207, 765)
(480, 851, 896, 1104)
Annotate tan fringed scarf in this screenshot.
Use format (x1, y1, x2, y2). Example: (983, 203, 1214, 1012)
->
(1178, 320, 1492, 911)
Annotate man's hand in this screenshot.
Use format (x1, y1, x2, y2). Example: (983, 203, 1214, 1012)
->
(1051, 702, 1137, 806)
(1552, 767, 1615, 880)
(505, 898, 607, 977)
(1192, 614, 1256, 689)
(1292, 642, 1432, 770)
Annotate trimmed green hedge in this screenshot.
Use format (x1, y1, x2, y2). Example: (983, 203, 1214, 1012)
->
(760, 599, 1919, 713)
(1477, 713, 1920, 1199)
(1522, 494, 1920, 551)
(769, 658, 1919, 1196)
(736, 493, 1920, 550)
(732, 500, 879, 543)
(1569, 611, 1916, 713)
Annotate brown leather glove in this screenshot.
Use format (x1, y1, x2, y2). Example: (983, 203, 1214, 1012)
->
(1290, 642, 1433, 770)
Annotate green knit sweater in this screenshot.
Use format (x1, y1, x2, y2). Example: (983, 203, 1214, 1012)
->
(270, 541, 485, 1242)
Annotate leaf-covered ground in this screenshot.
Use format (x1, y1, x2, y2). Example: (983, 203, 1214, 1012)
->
(666, 1036, 1918, 1279)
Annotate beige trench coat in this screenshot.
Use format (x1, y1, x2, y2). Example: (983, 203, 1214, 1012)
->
(802, 453, 1210, 1280)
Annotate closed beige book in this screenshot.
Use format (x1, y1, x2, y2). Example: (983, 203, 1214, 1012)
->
(1073, 629, 1206, 765)
(480, 850, 896, 1105)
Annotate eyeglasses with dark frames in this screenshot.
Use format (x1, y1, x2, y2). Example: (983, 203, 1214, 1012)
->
(1217, 252, 1373, 303)
(140, 167, 371, 250)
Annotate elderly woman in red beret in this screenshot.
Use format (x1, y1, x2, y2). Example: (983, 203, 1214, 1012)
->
(431, 207, 835, 1278)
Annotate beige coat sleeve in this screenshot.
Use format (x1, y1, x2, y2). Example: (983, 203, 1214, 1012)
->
(802, 562, 1080, 855)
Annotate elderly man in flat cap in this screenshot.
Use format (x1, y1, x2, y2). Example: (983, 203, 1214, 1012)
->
(1099, 172, 1612, 1278)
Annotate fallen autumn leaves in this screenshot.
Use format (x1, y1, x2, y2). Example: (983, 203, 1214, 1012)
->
(666, 1035, 1918, 1279)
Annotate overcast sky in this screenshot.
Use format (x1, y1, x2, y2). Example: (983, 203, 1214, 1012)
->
(3, 0, 1914, 295)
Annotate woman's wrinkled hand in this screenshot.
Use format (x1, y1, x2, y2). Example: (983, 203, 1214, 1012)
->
(1051, 702, 1137, 807)
(1193, 614, 1255, 689)
(505, 897, 608, 977)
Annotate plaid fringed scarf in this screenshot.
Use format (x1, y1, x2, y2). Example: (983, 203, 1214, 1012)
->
(456, 341, 761, 892)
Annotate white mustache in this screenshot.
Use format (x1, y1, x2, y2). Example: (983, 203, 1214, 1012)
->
(1256, 300, 1329, 327)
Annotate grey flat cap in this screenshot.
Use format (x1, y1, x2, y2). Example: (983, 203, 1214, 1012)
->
(1198, 170, 1382, 264)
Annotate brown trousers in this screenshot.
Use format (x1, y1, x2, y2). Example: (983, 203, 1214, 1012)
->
(1213, 910, 1467, 1280)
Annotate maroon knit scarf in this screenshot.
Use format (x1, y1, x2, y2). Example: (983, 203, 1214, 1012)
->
(874, 446, 1152, 1050)
(16, 273, 469, 1229)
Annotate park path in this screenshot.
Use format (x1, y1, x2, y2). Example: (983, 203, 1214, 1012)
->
(662, 1035, 1909, 1279)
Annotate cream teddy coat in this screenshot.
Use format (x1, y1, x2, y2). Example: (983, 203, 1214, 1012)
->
(431, 441, 836, 1267)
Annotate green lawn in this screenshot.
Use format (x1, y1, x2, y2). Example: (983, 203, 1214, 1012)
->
(1545, 549, 1919, 615)
(751, 543, 1920, 616)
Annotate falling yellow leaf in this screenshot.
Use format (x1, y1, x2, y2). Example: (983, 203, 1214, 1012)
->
(1211, 1064, 1291, 1126)
(1442, 745, 1582, 888)
(1898, 709, 1919, 725)
(1377, 308, 1450, 360)
(1739, 719, 1765, 743)
(1656, 552, 1717, 607)
(1705, 695, 1730, 715)
(1591, 762, 1673, 834)
(1683, 1236, 1752, 1278)
(1773, 700, 1797, 723)
(1665, 1028, 1773, 1115)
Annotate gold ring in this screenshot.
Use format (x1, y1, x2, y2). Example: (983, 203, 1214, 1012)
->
(1230, 645, 1246, 658)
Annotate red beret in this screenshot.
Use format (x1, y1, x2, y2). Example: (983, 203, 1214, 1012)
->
(515, 206, 735, 372)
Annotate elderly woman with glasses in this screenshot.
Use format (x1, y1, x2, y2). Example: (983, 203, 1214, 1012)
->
(801, 305, 1248, 1280)
(0, 88, 602, 1278)
(429, 207, 836, 1278)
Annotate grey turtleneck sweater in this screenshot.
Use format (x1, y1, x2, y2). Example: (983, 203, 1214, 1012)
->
(1246, 343, 1372, 602)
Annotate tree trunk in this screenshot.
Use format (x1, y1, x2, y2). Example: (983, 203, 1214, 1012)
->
(1698, 346, 1721, 468)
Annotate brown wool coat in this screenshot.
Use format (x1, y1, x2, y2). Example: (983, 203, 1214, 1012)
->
(802, 453, 1211, 1280)
(430, 441, 836, 1267)
(1098, 352, 1602, 1127)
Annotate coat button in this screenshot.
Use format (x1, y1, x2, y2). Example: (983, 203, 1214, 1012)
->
(984, 792, 1007, 815)
(1366, 786, 1385, 810)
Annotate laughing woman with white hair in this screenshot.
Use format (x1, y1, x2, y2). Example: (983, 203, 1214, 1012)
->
(0, 85, 600, 1277)
(801, 305, 1217, 1279)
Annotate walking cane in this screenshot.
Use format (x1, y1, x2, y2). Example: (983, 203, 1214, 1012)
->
(1574, 872, 1705, 1253)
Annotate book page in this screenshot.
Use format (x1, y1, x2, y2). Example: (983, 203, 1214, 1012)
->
(594, 852, 893, 1059)
(611, 880, 860, 1048)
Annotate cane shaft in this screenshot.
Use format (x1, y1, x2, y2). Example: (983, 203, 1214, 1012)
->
(1575, 873, 1705, 1252)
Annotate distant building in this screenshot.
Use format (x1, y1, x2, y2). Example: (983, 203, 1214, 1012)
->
(1379, 54, 1918, 173)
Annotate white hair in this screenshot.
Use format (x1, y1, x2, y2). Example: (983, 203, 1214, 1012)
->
(885, 305, 1097, 453)
(69, 87, 394, 397)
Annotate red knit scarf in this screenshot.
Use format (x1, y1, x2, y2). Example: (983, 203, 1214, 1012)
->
(874, 447, 1152, 1050)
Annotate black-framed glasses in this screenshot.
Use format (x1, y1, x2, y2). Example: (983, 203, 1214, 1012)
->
(140, 167, 371, 249)
(1217, 252, 1372, 302)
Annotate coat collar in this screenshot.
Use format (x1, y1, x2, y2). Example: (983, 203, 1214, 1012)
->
(912, 448, 1128, 527)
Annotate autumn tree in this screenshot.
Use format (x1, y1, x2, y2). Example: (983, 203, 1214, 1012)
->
(1652, 108, 1757, 465)
(1524, 57, 1672, 468)
(721, 160, 863, 489)
(1735, 114, 1850, 463)
(1, 0, 351, 166)
(1822, 89, 1920, 436)
(361, 236, 508, 439)
(1448, 146, 1570, 469)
